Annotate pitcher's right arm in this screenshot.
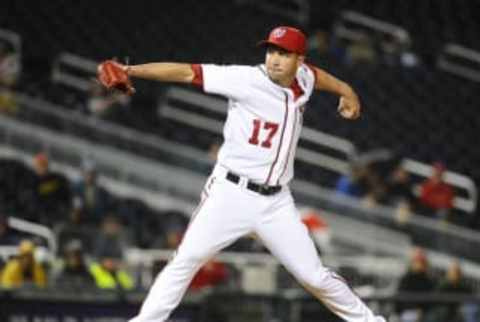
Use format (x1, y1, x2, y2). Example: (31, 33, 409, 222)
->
(126, 63, 195, 84)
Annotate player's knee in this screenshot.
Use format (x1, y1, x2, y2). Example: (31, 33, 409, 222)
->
(295, 269, 319, 287)
(175, 248, 210, 266)
(296, 266, 330, 289)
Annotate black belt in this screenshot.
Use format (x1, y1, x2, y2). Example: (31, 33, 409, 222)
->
(226, 172, 282, 196)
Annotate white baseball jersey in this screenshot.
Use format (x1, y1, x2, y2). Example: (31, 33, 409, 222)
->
(201, 63, 316, 186)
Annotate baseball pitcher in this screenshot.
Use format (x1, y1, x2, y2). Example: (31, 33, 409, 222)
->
(98, 26, 386, 322)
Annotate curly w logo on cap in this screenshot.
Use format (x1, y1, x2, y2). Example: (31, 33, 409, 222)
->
(271, 27, 287, 39)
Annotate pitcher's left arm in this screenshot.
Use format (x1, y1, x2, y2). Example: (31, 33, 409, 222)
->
(309, 65, 361, 120)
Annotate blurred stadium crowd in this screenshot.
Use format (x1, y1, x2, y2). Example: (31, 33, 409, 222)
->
(1, 1, 480, 322)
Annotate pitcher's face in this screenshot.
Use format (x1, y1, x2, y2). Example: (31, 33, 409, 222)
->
(265, 46, 304, 86)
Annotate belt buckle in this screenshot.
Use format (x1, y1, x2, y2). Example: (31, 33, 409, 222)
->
(259, 184, 270, 195)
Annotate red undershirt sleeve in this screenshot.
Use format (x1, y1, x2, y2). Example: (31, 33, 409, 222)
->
(191, 64, 204, 88)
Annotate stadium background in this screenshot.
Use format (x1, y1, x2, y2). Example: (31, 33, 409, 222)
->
(0, 1, 479, 322)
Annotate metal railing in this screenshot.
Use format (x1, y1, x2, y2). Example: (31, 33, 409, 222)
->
(8, 217, 57, 255)
(51, 52, 98, 92)
(0, 145, 197, 216)
(234, 0, 310, 26)
(126, 248, 405, 291)
(0, 115, 206, 202)
(0, 28, 22, 54)
(0, 217, 56, 262)
(438, 43, 480, 82)
(13, 92, 213, 175)
(334, 10, 410, 45)
(294, 182, 480, 265)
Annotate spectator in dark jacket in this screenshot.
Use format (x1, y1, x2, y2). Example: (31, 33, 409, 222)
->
(93, 215, 132, 259)
(437, 261, 472, 294)
(431, 261, 473, 322)
(72, 159, 112, 224)
(0, 41, 20, 115)
(0, 159, 36, 222)
(397, 248, 435, 319)
(54, 204, 96, 254)
(385, 166, 415, 206)
(31, 153, 71, 225)
(54, 239, 95, 290)
(384, 166, 415, 225)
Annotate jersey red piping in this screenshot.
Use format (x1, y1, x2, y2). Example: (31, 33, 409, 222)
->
(305, 63, 318, 86)
(290, 78, 304, 101)
(265, 93, 289, 185)
(277, 107, 298, 185)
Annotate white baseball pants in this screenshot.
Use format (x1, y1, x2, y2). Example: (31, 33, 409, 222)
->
(129, 165, 384, 322)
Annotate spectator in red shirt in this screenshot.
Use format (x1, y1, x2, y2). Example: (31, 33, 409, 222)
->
(189, 259, 228, 292)
(300, 208, 332, 255)
(418, 162, 454, 220)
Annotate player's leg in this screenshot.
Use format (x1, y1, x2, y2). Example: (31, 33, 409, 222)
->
(130, 176, 256, 322)
(254, 192, 385, 322)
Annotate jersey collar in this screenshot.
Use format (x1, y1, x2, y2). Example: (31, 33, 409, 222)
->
(258, 64, 305, 101)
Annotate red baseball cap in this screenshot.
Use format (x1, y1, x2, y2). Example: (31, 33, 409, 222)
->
(258, 26, 307, 55)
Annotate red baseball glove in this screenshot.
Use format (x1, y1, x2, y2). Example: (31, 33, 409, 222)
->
(97, 60, 135, 95)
